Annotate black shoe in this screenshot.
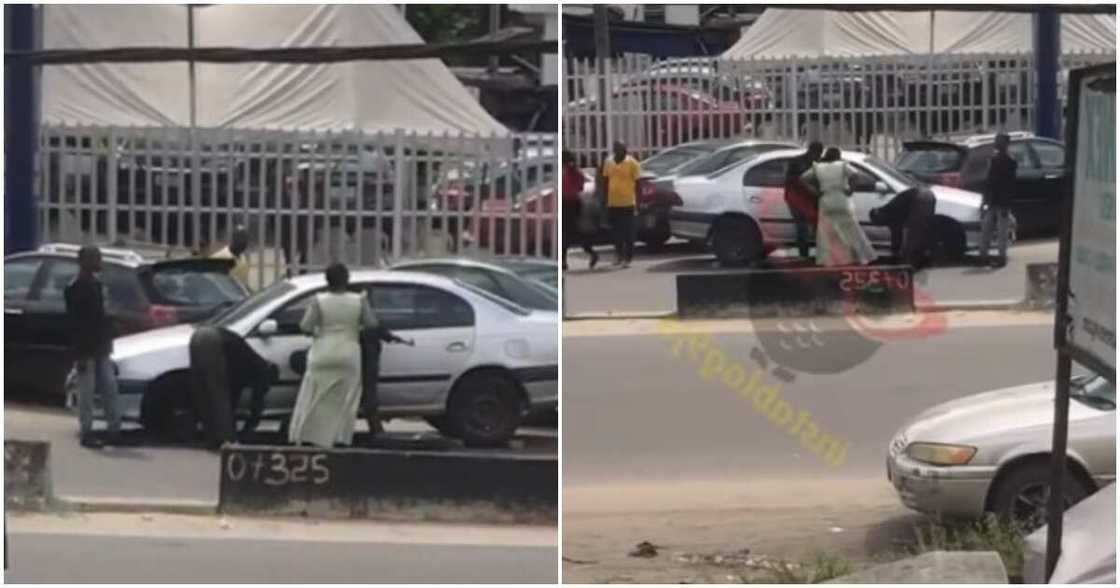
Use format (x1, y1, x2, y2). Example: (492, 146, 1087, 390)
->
(990, 258, 1007, 269)
(80, 435, 104, 449)
(589, 251, 599, 269)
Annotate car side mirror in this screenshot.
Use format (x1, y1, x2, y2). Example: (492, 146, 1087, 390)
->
(875, 181, 891, 194)
(257, 319, 278, 338)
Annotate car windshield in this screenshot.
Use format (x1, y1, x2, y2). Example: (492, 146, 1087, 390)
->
(497, 261, 558, 290)
(148, 267, 248, 307)
(1071, 375, 1116, 411)
(642, 146, 715, 175)
(207, 280, 297, 327)
(860, 155, 919, 189)
(677, 145, 786, 177)
(897, 148, 964, 174)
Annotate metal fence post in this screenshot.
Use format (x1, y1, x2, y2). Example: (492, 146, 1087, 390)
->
(392, 129, 405, 261)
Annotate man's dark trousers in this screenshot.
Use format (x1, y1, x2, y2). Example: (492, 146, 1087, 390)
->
(608, 206, 636, 263)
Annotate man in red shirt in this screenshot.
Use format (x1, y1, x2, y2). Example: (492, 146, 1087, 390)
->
(562, 150, 598, 270)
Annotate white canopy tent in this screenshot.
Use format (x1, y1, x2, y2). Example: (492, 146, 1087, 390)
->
(40, 4, 508, 135)
(723, 9, 1116, 60)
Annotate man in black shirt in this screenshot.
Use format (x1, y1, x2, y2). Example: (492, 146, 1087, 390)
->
(979, 133, 1017, 268)
(784, 141, 824, 260)
(64, 246, 121, 448)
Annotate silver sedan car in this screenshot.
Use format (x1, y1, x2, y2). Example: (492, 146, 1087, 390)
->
(887, 374, 1115, 529)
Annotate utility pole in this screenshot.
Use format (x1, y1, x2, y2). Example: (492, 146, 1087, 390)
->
(488, 4, 501, 74)
(5, 4, 39, 253)
(593, 5, 611, 164)
(1035, 9, 1061, 139)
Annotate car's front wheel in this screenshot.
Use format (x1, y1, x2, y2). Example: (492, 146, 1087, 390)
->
(446, 371, 522, 447)
(990, 461, 1094, 532)
(140, 372, 198, 444)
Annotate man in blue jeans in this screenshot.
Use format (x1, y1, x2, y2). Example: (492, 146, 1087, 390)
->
(64, 246, 121, 448)
(979, 133, 1017, 268)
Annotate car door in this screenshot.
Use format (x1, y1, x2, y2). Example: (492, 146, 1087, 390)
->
(1028, 139, 1068, 232)
(365, 282, 477, 412)
(742, 158, 792, 244)
(22, 257, 81, 398)
(4, 256, 47, 395)
(1005, 140, 1046, 233)
(847, 162, 894, 244)
(245, 290, 319, 412)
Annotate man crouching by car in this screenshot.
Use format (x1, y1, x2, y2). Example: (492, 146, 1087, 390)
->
(65, 245, 122, 449)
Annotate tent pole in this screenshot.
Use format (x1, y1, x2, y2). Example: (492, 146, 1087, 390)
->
(188, 5, 202, 251)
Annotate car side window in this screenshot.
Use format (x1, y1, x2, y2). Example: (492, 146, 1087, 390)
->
(368, 284, 475, 331)
(101, 266, 146, 313)
(34, 259, 80, 304)
(848, 164, 880, 192)
(743, 159, 789, 187)
(4, 258, 42, 303)
(269, 292, 317, 335)
(1031, 141, 1065, 168)
(961, 146, 994, 182)
(1008, 141, 1036, 169)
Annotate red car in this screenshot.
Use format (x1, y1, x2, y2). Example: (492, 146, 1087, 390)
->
(466, 185, 556, 257)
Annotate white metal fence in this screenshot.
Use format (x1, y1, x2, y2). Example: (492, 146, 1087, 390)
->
(563, 53, 1112, 166)
(37, 126, 557, 291)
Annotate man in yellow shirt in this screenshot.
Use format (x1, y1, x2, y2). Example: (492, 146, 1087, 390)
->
(601, 141, 641, 267)
(210, 226, 252, 291)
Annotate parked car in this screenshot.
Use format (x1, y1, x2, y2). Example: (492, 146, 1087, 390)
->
(896, 132, 1066, 236)
(669, 148, 1009, 266)
(466, 183, 556, 257)
(628, 59, 773, 112)
(567, 84, 754, 163)
(573, 166, 682, 249)
(1023, 482, 1115, 584)
(390, 257, 557, 311)
(639, 139, 739, 177)
(5, 243, 248, 401)
(107, 270, 558, 446)
(887, 373, 1115, 530)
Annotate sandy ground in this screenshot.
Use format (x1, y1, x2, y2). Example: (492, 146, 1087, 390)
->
(563, 477, 925, 584)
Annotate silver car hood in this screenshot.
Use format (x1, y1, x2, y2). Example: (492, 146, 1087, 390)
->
(112, 323, 196, 363)
(902, 381, 1105, 446)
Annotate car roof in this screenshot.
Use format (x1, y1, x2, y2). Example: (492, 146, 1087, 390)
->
(754, 148, 871, 163)
(286, 268, 464, 291)
(7, 244, 148, 268)
(710, 139, 801, 152)
(391, 257, 551, 273)
(903, 131, 1043, 151)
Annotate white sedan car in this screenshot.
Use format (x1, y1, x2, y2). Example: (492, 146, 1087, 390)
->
(110, 270, 558, 445)
(887, 374, 1115, 530)
(669, 148, 995, 266)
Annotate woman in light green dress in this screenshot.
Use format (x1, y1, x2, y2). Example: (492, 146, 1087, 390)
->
(288, 263, 378, 448)
(801, 147, 876, 267)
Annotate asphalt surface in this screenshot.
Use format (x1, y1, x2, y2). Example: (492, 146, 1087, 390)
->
(562, 239, 1058, 316)
(5, 513, 556, 583)
(3, 409, 556, 504)
(562, 313, 1059, 484)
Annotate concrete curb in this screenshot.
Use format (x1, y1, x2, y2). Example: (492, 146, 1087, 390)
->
(565, 300, 1030, 321)
(53, 496, 218, 516)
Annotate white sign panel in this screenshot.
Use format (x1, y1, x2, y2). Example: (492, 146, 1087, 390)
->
(1067, 69, 1116, 374)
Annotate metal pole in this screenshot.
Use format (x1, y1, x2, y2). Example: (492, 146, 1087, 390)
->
(5, 4, 40, 253)
(593, 5, 611, 162)
(488, 4, 500, 74)
(188, 5, 202, 251)
(1034, 9, 1062, 139)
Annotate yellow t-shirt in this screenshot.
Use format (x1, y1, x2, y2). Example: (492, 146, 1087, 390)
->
(602, 156, 640, 208)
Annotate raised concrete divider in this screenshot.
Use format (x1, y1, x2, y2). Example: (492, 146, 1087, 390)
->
(4, 441, 52, 511)
(218, 445, 557, 525)
(824, 551, 1008, 584)
(677, 265, 914, 318)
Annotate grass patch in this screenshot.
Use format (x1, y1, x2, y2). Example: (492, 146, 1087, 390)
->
(909, 514, 1027, 579)
(764, 552, 854, 584)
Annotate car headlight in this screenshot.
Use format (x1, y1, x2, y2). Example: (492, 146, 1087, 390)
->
(905, 442, 976, 466)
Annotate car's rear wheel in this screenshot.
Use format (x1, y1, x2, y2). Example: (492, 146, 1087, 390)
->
(990, 461, 1093, 532)
(639, 221, 672, 250)
(447, 371, 522, 447)
(712, 216, 763, 267)
(140, 373, 198, 444)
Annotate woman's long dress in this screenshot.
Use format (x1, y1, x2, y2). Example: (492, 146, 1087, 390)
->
(288, 291, 378, 448)
(803, 161, 876, 267)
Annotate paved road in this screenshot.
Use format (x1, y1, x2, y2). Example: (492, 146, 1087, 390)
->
(6, 513, 556, 583)
(563, 312, 1058, 484)
(562, 239, 1057, 316)
(3, 409, 556, 504)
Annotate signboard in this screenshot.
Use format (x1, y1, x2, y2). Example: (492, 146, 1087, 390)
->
(1060, 64, 1116, 381)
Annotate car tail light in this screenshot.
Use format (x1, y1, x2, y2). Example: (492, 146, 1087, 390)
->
(933, 172, 961, 188)
(147, 304, 179, 328)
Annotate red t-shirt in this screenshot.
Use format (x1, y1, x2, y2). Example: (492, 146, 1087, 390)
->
(562, 166, 585, 202)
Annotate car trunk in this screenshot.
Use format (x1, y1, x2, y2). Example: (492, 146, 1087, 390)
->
(138, 258, 249, 326)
